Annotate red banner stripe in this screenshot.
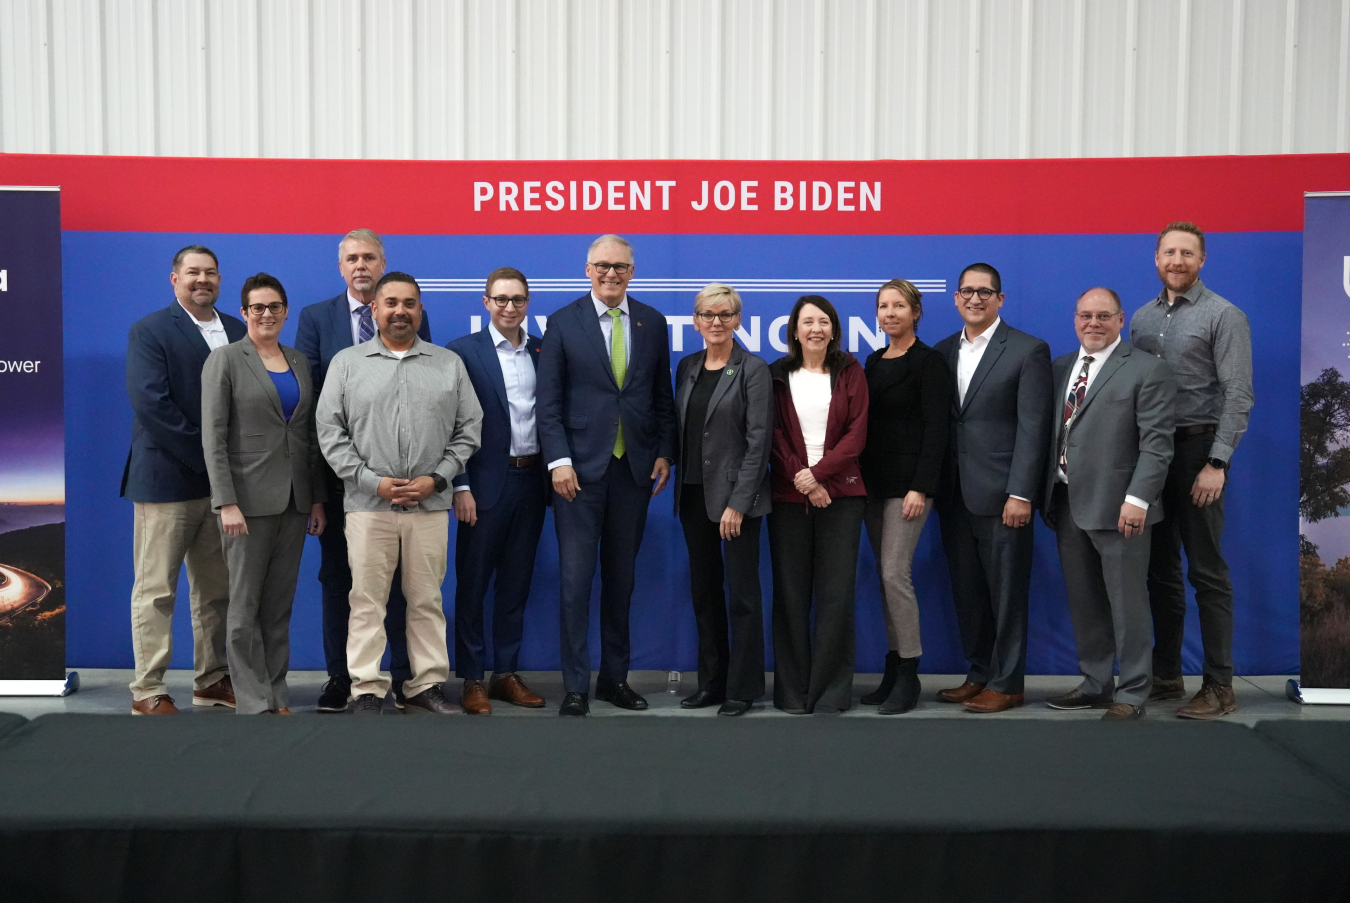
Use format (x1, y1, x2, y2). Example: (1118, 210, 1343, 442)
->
(2, 152, 1346, 235)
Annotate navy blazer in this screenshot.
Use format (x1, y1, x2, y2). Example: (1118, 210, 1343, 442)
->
(294, 291, 434, 394)
(121, 302, 248, 503)
(536, 294, 678, 485)
(447, 327, 546, 511)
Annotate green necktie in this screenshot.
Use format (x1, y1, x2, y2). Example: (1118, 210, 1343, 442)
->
(607, 307, 626, 458)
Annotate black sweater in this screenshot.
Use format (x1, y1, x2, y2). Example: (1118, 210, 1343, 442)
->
(859, 339, 951, 498)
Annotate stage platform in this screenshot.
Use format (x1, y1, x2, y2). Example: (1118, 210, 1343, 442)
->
(0, 673, 1349, 903)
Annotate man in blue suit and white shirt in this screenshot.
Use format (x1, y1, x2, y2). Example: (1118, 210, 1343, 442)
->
(447, 267, 549, 715)
(123, 245, 246, 714)
(537, 234, 679, 716)
(294, 229, 433, 713)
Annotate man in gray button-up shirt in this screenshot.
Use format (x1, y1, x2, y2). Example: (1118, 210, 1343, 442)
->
(1129, 222, 1254, 720)
(317, 272, 483, 715)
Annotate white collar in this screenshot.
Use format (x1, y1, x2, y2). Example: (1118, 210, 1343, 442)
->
(960, 316, 1001, 347)
(487, 322, 528, 350)
(591, 292, 630, 318)
(1076, 335, 1122, 365)
(347, 291, 369, 315)
(178, 300, 223, 330)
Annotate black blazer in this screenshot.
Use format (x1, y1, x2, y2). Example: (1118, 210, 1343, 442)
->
(673, 343, 773, 520)
(859, 339, 951, 498)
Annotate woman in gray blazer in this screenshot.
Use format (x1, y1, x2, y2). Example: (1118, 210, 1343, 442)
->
(202, 273, 326, 715)
(673, 283, 772, 716)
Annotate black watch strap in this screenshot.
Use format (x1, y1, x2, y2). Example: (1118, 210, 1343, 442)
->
(1207, 457, 1229, 471)
(428, 473, 448, 493)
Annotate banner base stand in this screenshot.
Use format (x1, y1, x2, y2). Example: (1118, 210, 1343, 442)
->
(1285, 679, 1350, 705)
(0, 672, 79, 697)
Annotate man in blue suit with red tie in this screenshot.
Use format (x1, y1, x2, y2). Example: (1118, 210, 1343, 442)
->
(447, 267, 549, 715)
(537, 235, 679, 716)
(294, 229, 433, 713)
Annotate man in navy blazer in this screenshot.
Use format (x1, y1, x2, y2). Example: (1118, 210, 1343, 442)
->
(122, 244, 246, 714)
(293, 229, 432, 713)
(536, 234, 679, 716)
(447, 267, 549, 714)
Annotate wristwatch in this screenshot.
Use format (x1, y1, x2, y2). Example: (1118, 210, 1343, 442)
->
(1206, 457, 1229, 471)
(427, 473, 449, 493)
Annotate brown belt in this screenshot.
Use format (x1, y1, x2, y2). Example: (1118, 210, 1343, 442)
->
(509, 454, 540, 468)
(1175, 424, 1216, 439)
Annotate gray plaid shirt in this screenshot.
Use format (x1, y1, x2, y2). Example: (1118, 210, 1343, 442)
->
(317, 335, 483, 512)
(1129, 279, 1253, 462)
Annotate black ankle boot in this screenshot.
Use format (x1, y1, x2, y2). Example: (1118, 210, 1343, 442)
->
(879, 657, 921, 714)
(861, 651, 900, 705)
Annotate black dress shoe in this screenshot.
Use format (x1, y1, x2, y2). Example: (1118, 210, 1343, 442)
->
(594, 680, 648, 711)
(317, 676, 351, 713)
(559, 692, 589, 717)
(403, 683, 456, 715)
(680, 689, 725, 709)
(1046, 688, 1114, 711)
(718, 699, 751, 717)
(349, 693, 382, 715)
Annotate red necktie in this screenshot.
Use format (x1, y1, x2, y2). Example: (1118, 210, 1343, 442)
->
(1058, 355, 1094, 474)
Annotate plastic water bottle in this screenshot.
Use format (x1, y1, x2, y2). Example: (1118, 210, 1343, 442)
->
(667, 670, 680, 693)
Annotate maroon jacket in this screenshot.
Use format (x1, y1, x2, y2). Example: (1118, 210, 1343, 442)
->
(769, 354, 869, 504)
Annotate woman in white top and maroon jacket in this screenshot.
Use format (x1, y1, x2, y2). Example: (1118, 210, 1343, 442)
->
(768, 295, 869, 714)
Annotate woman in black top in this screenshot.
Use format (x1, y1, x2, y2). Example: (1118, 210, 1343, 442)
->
(858, 279, 950, 713)
(673, 283, 773, 716)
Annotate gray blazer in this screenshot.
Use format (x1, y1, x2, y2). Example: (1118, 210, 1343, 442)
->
(673, 343, 772, 520)
(202, 337, 325, 516)
(1043, 341, 1176, 531)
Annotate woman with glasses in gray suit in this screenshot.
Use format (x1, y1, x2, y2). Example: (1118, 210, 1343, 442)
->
(202, 273, 326, 714)
(673, 283, 772, 717)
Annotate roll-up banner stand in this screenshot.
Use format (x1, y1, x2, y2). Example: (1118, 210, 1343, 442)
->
(0, 186, 77, 696)
(1293, 190, 1350, 705)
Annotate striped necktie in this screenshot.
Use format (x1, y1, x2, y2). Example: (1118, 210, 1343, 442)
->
(358, 304, 375, 343)
(607, 308, 626, 458)
(1058, 355, 1094, 474)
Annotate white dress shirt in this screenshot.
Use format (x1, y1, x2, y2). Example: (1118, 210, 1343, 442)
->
(456, 324, 538, 493)
(348, 291, 372, 346)
(957, 317, 1029, 504)
(547, 293, 635, 471)
(1056, 336, 1149, 511)
(179, 301, 228, 350)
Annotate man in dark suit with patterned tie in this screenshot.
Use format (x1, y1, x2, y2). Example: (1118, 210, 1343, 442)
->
(447, 267, 549, 714)
(536, 235, 679, 716)
(294, 229, 432, 713)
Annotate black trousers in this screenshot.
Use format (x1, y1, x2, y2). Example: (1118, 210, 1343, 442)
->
(678, 484, 765, 701)
(937, 478, 1033, 696)
(453, 465, 547, 680)
(318, 485, 411, 684)
(1148, 430, 1234, 684)
(768, 497, 865, 714)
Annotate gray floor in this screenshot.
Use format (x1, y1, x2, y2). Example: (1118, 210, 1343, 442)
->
(3, 669, 1347, 724)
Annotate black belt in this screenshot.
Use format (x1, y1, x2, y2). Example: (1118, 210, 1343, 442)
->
(509, 454, 540, 468)
(1175, 424, 1216, 439)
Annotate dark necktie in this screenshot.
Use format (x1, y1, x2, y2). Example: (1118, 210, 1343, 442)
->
(357, 304, 375, 343)
(1058, 355, 1094, 474)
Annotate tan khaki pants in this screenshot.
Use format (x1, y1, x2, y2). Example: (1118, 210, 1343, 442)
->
(128, 499, 231, 700)
(345, 510, 450, 698)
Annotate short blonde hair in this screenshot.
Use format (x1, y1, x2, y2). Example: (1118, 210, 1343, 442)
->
(693, 282, 742, 316)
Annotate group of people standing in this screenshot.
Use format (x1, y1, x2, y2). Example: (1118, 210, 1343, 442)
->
(121, 223, 1252, 722)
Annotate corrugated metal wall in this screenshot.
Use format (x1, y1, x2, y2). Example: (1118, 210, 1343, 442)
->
(2, 0, 1348, 161)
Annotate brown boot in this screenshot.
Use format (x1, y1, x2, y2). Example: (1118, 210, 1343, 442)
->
(193, 675, 236, 708)
(1176, 679, 1237, 720)
(461, 679, 492, 715)
(131, 694, 178, 715)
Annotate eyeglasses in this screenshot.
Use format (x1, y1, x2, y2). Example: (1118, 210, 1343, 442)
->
(1076, 311, 1121, 323)
(589, 262, 632, 275)
(487, 295, 529, 308)
(245, 302, 287, 316)
(696, 311, 737, 323)
(957, 287, 998, 301)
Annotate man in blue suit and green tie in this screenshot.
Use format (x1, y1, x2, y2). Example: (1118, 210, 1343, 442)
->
(536, 235, 679, 716)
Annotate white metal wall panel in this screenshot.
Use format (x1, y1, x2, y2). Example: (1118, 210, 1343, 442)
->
(1, 0, 1346, 160)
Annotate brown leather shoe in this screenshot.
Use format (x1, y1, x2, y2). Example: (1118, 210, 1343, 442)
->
(936, 681, 986, 704)
(461, 679, 492, 715)
(489, 672, 546, 708)
(1176, 680, 1238, 720)
(1148, 676, 1186, 702)
(193, 675, 236, 708)
(962, 689, 1024, 713)
(1102, 703, 1145, 720)
(131, 694, 178, 715)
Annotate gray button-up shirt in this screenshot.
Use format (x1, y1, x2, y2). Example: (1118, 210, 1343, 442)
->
(1129, 278, 1253, 462)
(317, 335, 483, 512)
